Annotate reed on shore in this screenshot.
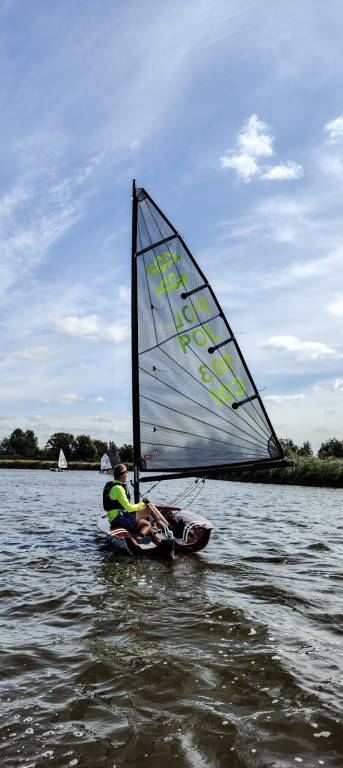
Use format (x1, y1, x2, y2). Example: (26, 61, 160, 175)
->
(219, 456, 343, 488)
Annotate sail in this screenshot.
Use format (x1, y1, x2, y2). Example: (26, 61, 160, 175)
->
(132, 185, 284, 474)
(100, 453, 112, 471)
(108, 442, 121, 469)
(58, 449, 68, 469)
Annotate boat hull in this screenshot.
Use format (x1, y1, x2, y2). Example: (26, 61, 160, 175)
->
(97, 514, 174, 558)
(158, 506, 214, 554)
(97, 506, 214, 558)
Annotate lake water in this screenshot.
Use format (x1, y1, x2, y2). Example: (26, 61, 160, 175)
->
(0, 469, 342, 768)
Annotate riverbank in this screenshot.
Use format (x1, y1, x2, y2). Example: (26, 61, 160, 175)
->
(0, 459, 135, 471)
(1, 458, 342, 487)
(0, 460, 96, 471)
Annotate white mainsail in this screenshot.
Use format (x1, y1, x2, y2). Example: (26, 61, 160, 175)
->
(100, 453, 112, 471)
(58, 449, 68, 469)
(131, 182, 286, 490)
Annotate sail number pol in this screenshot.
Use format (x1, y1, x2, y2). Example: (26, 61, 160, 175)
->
(145, 251, 247, 408)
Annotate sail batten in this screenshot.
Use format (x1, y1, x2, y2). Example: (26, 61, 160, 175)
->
(141, 421, 271, 453)
(140, 394, 271, 444)
(140, 352, 273, 442)
(133, 185, 284, 474)
(140, 391, 273, 448)
(137, 234, 178, 256)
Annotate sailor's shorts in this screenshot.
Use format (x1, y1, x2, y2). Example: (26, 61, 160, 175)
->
(110, 510, 137, 532)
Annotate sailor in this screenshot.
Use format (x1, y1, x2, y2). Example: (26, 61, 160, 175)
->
(103, 463, 170, 537)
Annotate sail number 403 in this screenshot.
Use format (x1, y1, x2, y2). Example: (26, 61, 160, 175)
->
(199, 354, 246, 406)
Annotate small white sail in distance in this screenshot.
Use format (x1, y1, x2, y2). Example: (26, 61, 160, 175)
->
(58, 449, 68, 469)
(100, 453, 112, 471)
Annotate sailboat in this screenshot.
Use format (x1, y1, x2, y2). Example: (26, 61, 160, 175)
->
(99, 453, 112, 473)
(50, 449, 68, 472)
(97, 181, 290, 557)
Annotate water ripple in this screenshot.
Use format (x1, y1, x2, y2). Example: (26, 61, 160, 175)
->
(1, 469, 343, 767)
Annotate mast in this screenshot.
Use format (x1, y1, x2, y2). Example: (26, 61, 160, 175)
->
(131, 180, 141, 502)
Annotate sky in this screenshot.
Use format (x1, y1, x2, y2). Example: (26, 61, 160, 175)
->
(0, 0, 343, 454)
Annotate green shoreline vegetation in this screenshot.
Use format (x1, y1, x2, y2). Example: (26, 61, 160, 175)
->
(218, 456, 343, 489)
(1, 458, 342, 488)
(0, 430, 343, 488)
(0, 429, 133, 466)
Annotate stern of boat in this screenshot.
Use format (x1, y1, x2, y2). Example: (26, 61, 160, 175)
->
(156, 506, 214, 554)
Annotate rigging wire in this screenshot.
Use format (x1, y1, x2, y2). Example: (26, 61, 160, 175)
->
(166, 478, 206, 508)
(133, 476, 206, 510)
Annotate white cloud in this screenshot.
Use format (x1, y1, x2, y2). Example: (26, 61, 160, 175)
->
(88, 396, 106, 402)
(217, 194, 312, 244)
(43, 393, 84, 405)
(91, 412, 114, 423)
(54, 315, 101, 338)
(220, 152, 259, 181)
(286, 260, 326, 280)
(118, 285, 130, 301)
(264, 378, 343, 453)
(325, 116, 343, 144)
(236, 114, 274, 158)
(262, 335, 342, 360)
(264, 393, 305, 403)
(13, 347, 51, 361)
(260, 162, 303, 181)
(102, 325, 131, 342)
(319, 155, 343, 178)
(0, 156, 99, 292)
(54, 314, 130, 343)
(220, 114, 303, 183)
(0, 186, 29, 222)
(319, 115, 343, 178)
(328, 300, 343, 316)
(333, 379, 343, 391)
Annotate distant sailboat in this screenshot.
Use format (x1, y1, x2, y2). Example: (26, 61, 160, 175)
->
(97, 182, 290, 557)
(50, 448, 68, 472)
(100, 453, 112, 473)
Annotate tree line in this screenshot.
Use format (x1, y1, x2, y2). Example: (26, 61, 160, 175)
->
(0, 428, 134, 463)
(279, 438, 343, 460)
(1, 428, 343, 462)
